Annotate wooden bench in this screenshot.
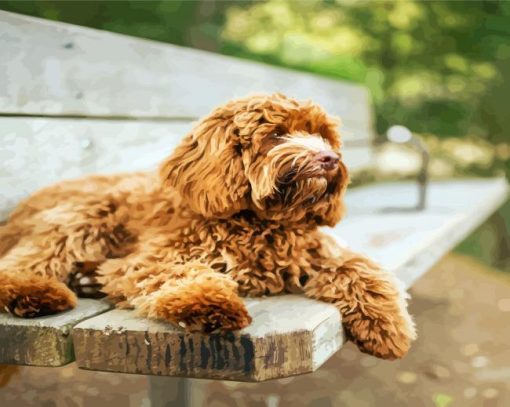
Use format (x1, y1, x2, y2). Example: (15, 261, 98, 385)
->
(0, 10, 508, 405)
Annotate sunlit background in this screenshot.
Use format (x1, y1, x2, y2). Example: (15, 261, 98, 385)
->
(0, 1, 509, 406)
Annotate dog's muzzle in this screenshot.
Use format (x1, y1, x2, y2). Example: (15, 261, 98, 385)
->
(315, 151, 340, 171)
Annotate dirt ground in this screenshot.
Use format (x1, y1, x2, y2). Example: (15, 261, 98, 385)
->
(1, 253, 509, 407)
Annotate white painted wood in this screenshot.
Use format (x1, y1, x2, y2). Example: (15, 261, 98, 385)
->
(0, 11, 374, 143)
(0, 118, 192, 220)
(72, 178, 508, 381)
(0, 117, 370, 220)
(0, 299, 111, 366)
(328, 177, 509, 288)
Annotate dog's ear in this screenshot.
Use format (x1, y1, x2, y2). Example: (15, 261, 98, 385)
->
(160, 116, 250, 218)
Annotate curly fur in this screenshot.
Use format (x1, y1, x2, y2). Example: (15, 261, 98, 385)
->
(0, 94, 415, 359)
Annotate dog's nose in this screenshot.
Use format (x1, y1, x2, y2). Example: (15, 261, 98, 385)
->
(315, 151, 340, 170)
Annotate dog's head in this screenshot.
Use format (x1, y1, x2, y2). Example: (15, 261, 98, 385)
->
(160, 94, 349, 226)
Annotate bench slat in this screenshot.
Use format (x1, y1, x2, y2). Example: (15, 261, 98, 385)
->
(72, 178, 508, 381)
(0, 299, 111, 366)
(0, 11, 373, 139)
(0, 118, 190, 220)
(73, 296, 341, 382)
(329, 177, 509, 287)
(0, 117, 371, 220)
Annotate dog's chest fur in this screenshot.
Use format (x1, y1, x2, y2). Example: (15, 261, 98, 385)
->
(141, 209, 329, 297)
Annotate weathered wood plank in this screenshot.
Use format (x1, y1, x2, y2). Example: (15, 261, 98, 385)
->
(0, 117, 371, 220)
(73, 296, 341, 382)
(0, 299, 110, 366)
(329, 177, 509, 288)
(0, 118, 191, 220)
(0, 11, 373, 137)
(72, 178, 508, 381)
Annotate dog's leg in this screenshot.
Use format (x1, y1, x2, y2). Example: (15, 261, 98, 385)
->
(98, 255, 252, 332)
(0, 198, 133, 317)
(137, 265, 252, 333)
(0, 273, 77, 317)
(304, 250, 416, 359)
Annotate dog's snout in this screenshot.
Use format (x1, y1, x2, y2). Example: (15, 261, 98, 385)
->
(315, 151, 340, 170)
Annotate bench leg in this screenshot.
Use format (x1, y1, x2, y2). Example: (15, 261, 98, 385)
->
(149, 376, 190, 407)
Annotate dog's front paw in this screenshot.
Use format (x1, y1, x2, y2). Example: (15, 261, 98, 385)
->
(172, 299, 252, 333)
(1, 276, 77, 318)
(344, 311, 416, 360)
(143, 270, 252, 333)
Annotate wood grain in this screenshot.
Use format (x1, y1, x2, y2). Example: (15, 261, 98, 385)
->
(73, 296, 342, 382)
(0, 299, 111, 366)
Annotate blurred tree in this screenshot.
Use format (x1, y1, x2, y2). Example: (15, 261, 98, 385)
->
(221, 0, 510, 143)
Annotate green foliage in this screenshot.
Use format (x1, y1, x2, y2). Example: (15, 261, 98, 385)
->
(456, 200, 510, 271)
(432, 393, 454, 407)
(221, 0, 510, 143)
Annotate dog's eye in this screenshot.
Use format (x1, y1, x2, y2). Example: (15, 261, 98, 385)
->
(268, 126, 286, 140)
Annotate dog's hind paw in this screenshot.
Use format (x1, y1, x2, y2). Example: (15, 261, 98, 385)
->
(1, 275, 77, 318)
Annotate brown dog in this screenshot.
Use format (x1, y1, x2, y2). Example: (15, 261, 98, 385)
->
(0, 94, 415, 359)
